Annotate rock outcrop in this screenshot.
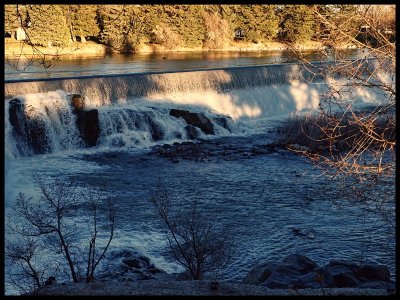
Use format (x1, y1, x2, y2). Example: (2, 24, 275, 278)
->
(70, 94, 100, 147)
(169, 109, 214, 135)
(243, 254, 394, 290)
(9, 98, 50, 154)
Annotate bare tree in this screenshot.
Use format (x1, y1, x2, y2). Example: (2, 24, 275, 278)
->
(6, 173, 115, 294)
(281, 5, 395, 182)
(5, 236, 53, 295)
(149, 181, 234, 280)
(279, 5, 395, 258)
(84, 187, 116, 283)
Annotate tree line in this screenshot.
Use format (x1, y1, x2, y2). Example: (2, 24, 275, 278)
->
(5, 5, 395, 53)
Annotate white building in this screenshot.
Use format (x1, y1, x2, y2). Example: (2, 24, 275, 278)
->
(15, 27, 26, 41)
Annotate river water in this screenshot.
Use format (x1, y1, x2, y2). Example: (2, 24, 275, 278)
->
(5, 48, 366, 81)
(4, 50, 395, 293)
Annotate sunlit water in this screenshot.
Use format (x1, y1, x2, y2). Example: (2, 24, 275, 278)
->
(5, 48, 367, 81)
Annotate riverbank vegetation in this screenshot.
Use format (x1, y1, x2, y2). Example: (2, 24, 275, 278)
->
(5, 5, 395, 54)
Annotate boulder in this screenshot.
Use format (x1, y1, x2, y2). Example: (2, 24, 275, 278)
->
(305, 267, 335, 288)
(8, 99, 24, 137)
(143, 113, 164, 141)
(9, 99, 50, 154)
(327, 260, 359, 273)
(323, 265, 359, 288)
(122, 257, 149, 269)
(243, 262, 278, 285)
(70, 94, 85, 111)
(185, 125, 198, 140)
(170, 109, 214, 135)
(74, 109, 100, 147)
(295, 271, 320, 288)
(262, 266, 302, 289)
(357, 264, 390, 282)
(27, 117, 50, 154)
(282, 254, 318, 274)
(213, 116, 231, 131)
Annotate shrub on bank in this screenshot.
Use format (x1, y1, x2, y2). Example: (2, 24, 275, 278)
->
(278, 110, 395, 154)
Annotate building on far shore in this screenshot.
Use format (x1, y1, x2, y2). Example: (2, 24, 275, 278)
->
(15, 27, 27, 41)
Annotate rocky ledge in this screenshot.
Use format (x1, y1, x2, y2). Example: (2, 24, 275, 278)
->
(150, 137, 279, 163)
(243, 253, 395, 290)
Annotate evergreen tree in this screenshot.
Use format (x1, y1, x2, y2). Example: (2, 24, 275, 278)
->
(223, 5, 279, 43)
(98, 5, 148, 53)
(158, 5, 205, 48)
(26, 5, 71, 47)
(279, 5, 316, 42)
(68, 5, 100, 42)
(5, 5, 21, 33)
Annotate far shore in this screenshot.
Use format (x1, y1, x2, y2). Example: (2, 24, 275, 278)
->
(5, 39, 358, 59)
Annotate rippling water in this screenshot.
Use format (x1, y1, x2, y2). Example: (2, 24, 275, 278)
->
(6, 133, 393, 284)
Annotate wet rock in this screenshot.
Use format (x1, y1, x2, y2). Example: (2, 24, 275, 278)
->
(148, 268, 164, 274)
(8, 99, 24, 137)
(74, 109, 100, 147)
(282, 254, 318, 274)
(143, 113, 164, 141)
(289, 227, 315, 239)
(70, 94, 85, 111)
(323, 265, 359, 288)
(357, 264, 390, 282)
(122, 256, 151, 269)
(243, 262, 278, 284)
(185, 125, 198, 140)
(170, 109, 214, 135)
(289, 143, 309, 152)
(245, 254, 393, 290)
(9, 99, 50, 154)
(306, 267, 335, 288)
(213, 116, 231, 131)
(262, 266, 302, 288)
(122, 258, 145, 269)
(295, 271, 320, 288)
(327, 260, 359, 273)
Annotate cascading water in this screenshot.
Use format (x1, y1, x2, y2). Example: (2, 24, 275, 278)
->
(4, 61, 389, 158)
(6, 90, 83, 157)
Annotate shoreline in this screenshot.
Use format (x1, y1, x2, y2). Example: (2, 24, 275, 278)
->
(4, 39, 358, 59)
(30, 280, 393, 296)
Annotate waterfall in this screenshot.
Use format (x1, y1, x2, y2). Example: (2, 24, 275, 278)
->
(6, 90, 82, 157)
(5, 60, 389, 157)
(5, 63, 325, 106)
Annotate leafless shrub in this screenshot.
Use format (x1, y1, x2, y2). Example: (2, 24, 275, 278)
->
(202, 12, 231, 50)
(5, 236, 55, 295)
(5, 173, 115, 294)
(283, 5, 395, 183)
(151, 23, 182, 50)
(149, 181, 234, 280)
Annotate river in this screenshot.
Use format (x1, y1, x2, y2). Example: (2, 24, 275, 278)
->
(4, 50, 394, 294)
